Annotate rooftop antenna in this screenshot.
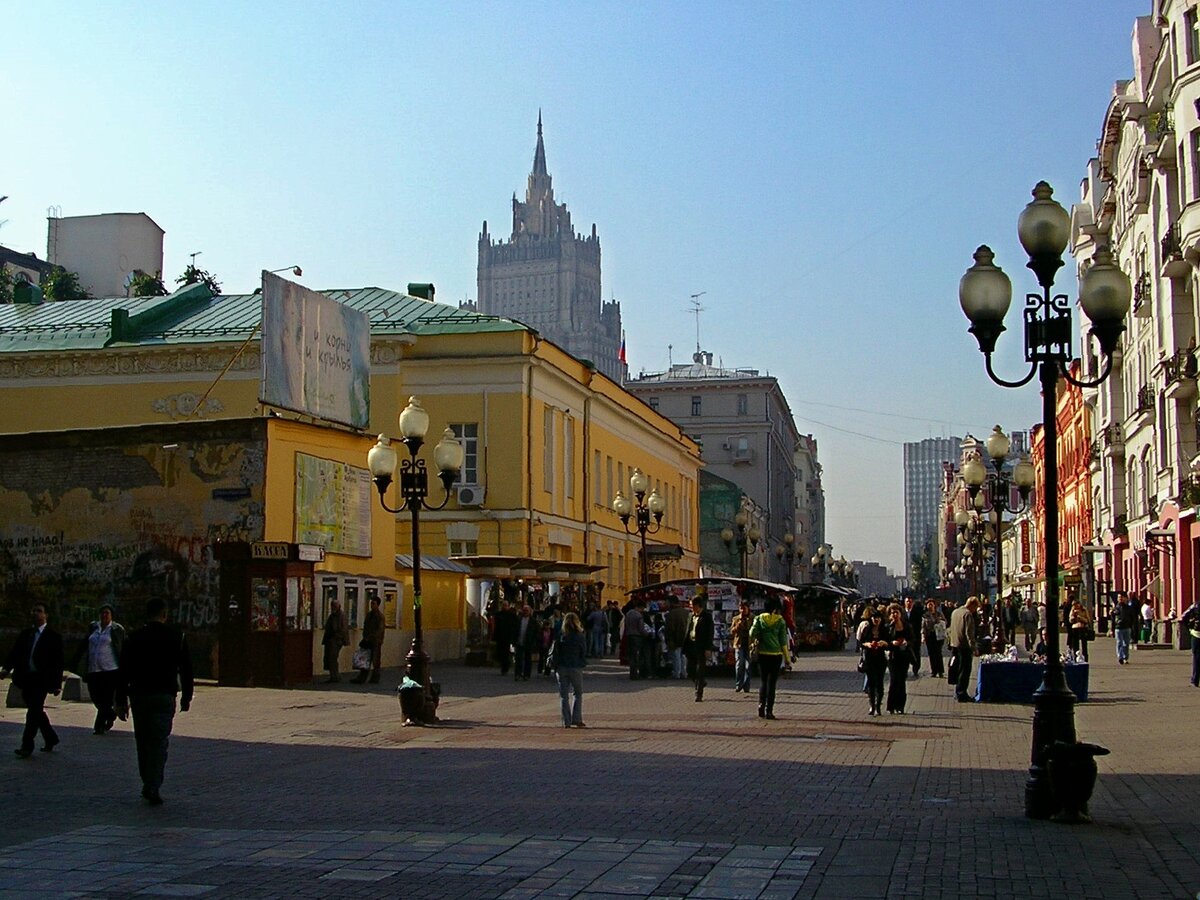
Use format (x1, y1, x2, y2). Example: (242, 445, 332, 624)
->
(668, 343, 673, 367)
(189, 251, 202, 268)
(687, 291, 707, 355)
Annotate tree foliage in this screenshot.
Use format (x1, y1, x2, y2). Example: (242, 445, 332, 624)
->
(41, 265, 89, 302)
(129, 270, 167, 297)
(0, 264, 11, 304)
(176, 264, 221, 296)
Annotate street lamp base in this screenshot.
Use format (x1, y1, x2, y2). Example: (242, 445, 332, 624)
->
(1024, 684, 1077, 819)
(398, 644, 440, 726)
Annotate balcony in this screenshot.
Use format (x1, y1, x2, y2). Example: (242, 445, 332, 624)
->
(1143, 108, 1175, 169)
(1136, 383, 1156, 413)
(1181, 475, 1200, 508)
(1102, 423, 1125, 459)
(1162, 222, 1190, 277)
(1088, 439, 1101, 469)
(1132, 273, 1152, 318)
(1164, 348, 1198, 400)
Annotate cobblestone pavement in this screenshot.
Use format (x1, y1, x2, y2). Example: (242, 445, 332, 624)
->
(0, 640, 1196, 898)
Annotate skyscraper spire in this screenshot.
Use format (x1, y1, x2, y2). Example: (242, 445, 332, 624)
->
(532, 110, 548, 178)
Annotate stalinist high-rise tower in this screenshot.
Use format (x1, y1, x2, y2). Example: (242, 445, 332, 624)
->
(477, 115, 624, 381)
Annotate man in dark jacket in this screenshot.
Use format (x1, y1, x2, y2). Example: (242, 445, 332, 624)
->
(115, 598, 194, 805)
(905, 598, 924, 676)
(493, 601, 518, 675)
(2, 604, 65, 758)
(684, 594, 715, 701)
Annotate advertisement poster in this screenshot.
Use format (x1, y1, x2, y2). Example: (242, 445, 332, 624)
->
(259, 271, 370, 428)
(251, 578, 280, 632)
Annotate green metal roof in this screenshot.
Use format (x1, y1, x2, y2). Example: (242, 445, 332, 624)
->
(0, 285, 529, 353)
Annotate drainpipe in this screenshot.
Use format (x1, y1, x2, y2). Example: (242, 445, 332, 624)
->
(583, 365, 596, 564)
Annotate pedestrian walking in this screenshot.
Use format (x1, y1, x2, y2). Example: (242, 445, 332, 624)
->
(585, 603, 608, 658)
(1180, 599, 1199, 687)
(1112, 592, 1138, 665)
(948, 597, 979, 703)
(684, 594, 714, 701)
(114, 598, 194, 805)
(749, 596, 789, 719)
(1067, 601, 1092, 662)
(623, 601, 646, 680)
(1019, 597, 1039, 651)
(860, 609, 888, 717)
(554, 612, 588, 727)
(665, 598, 690, 679)
(921, 599, 946, 678)
(729, 601, 754, 693)
(2, 604, 64, 758)
(513, 604, 538, 681)
(353, 597, 385, 684)
(1139, 596, 1154, 643)
(905, 597, 923, 676)
(82, 605, 126, 733)
(321, 600, 348, 683)
(605, 601, 622, 656)
(493, 601, 518, 675)
(886, 604, 913, 714)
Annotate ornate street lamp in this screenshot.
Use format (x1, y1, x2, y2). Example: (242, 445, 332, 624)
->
(721, 505, 760, 578)
(367, 397, 464, 726)
(613, 467, 666, 586)
(962, 426, 1035, 646)
(810, 544, 830, 584)
(774, 532, 796, 585)
(959, 181, 1130, 819)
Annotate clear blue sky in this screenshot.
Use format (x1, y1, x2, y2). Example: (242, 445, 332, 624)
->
(1, 1, 1148, 572)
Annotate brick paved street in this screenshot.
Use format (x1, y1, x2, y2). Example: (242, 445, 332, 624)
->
(0, 642, 1196, 898)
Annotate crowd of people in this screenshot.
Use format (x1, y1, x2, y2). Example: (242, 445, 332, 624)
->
(480, 592, 795, 723)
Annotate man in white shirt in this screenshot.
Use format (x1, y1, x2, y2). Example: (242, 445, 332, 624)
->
(1139, 597, 1154, 643)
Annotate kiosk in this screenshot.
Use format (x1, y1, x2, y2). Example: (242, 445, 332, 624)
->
(215, 541, 321, 687)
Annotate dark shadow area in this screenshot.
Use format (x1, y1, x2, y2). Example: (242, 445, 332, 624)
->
(0, 717, 1197, 899)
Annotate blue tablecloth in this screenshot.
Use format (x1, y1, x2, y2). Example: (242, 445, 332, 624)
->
(974, 661, 1089, 703)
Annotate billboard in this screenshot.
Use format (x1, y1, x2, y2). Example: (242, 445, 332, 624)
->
(259, 271, 370, 428)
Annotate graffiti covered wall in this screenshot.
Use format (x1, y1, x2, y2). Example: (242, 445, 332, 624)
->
(0, 421, 266, 677)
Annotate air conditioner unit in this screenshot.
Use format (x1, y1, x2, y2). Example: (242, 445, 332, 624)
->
(456, 484, 485, 507)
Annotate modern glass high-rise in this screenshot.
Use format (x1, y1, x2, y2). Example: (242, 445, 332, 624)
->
(903, 437, 962, 577)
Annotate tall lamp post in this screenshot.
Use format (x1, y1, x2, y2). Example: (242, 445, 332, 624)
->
(810, 545, 830, 583)
(613, 468, 666, 587)
(774, 533, 796, 585)
(955, 508, 992, 610)
(959, 181, 1130, 819)
(367, 397, 464, 726)
(962, 426, 1035, 646)
(721, 506, 760, 578)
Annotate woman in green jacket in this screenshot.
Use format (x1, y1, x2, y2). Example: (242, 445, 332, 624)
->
(749, 596, 791, 719)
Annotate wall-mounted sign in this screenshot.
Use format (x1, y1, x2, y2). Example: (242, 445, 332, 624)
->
(252, 541, 291, 560)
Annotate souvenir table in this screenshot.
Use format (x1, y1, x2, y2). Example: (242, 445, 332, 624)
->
(974, 661, 1089, 702)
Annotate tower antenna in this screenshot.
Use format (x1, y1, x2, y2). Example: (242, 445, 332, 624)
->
(687, 291, 707, 355)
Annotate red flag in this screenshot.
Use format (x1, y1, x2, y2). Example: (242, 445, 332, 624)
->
(619, 332, 626, 364)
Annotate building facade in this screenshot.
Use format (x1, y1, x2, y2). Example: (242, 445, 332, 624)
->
(476, 116, 624, 382)
(624, 351, 802, 585)
(0, 279, 700, 676)
(793, 433, 825, 584)
(47, 212, 165, 298)
(1070, 1, 1200, 639)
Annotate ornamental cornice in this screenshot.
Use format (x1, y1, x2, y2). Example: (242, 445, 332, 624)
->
(0, 341, 405, 380)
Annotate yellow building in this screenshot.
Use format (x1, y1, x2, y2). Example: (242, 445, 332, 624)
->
(0, 281, 699, 676)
